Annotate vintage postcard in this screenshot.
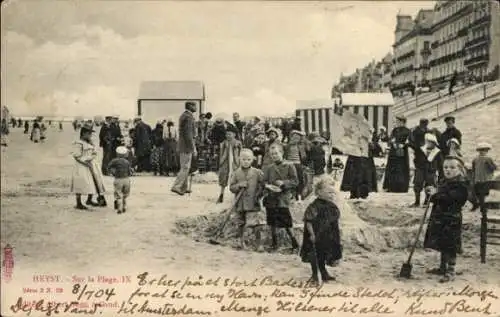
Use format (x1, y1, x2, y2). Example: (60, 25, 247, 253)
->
(1, 0, 500, 316)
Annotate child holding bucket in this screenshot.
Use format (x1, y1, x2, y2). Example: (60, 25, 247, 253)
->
(423, 156, 468, 283)
(229, 149, 266, 251)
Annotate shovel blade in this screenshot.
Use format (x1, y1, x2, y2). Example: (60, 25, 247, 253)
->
(399, 263, 413, 279)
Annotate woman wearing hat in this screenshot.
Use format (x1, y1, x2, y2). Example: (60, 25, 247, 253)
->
(383, 116, 411, 193)
(163, 118, 179, 176)
(70, 123, 107, 210)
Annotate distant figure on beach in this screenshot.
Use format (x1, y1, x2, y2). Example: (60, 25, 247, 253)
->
(1, 118, 9, 147)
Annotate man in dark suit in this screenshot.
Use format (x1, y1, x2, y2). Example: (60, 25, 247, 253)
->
(171, 101, 197, 195)
(99, 116, 113, 175)
(439, 116, 462, 157)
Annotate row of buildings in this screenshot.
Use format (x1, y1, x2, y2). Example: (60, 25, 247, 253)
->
(332, 0, 500, 97)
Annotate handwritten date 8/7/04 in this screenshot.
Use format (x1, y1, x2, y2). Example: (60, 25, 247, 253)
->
(72, 284, 116, 302)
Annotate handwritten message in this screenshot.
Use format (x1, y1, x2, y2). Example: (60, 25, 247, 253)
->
(4, 273, 499, 316)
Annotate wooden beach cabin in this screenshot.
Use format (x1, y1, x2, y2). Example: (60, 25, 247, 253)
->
(137, 81, 206, 125)
(340, 92, 395, 133)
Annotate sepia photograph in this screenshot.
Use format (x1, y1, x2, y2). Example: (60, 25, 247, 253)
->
(1, 0, 500, 316)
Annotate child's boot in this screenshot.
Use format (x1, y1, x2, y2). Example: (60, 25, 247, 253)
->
(320, 267, 336, 282)
(122, 199, 127, 213)
(75, 195, 88, 210)
(410, 191, 420, 207)
(423, 193, 430, 207)
(440, 255, 457, 283)
(97, 195, 107, 207)
(426, 253, 446, 275)
(86, 194, 99, 207)
(270, 228, 278, 252)
(309, 253, 320, 286)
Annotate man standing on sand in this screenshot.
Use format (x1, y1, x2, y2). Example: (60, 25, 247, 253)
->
(171, 101, 197, 196)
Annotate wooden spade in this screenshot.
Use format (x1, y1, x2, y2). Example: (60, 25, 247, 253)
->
(399, 202, 432, 279)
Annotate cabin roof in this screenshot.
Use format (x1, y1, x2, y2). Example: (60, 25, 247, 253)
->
(138, 81, 205, 100)
(341, 93, 394, 106)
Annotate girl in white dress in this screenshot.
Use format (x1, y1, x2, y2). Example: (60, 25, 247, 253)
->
(71, 123, 107, 210)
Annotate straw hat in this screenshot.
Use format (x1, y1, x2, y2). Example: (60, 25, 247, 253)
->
(116, 146, 128, 155)
(476, 142, 492, 151)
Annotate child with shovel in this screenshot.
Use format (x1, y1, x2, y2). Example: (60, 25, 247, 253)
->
(229, 149, 266, 251)
(423, 155, 468, 283)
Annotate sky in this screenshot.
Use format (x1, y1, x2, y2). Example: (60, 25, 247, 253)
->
(1, 0, 435, 118)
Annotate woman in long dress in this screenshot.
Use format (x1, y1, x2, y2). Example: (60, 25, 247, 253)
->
(70, 123, 107, 210)
(150, 122, 164, 176)
(383, 116, 411, 193)
(163, 119, 179, 176)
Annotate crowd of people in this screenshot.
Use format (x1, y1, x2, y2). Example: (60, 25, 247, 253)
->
(63, 100, 499, 284)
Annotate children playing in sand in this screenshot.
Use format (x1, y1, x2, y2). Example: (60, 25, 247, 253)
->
(108, 146, 132, 214)
(217, 125, 242, 203)
(262, 143, 299, 251)
(423, 156, 468, 283)
(470, 142, 497, 211)
(229, 149, 266, 251)
(300, 177, 342, 285)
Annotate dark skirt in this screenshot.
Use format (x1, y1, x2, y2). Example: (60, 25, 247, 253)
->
(266, 207, 293, 228)
(340, 156, 377, 193)
(383, 151, 410, 193)
(423, 209, 463, 254)
(150, 146, 164, 170)
(164, 139, 179, 173)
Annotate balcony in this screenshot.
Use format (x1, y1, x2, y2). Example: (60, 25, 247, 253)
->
(464, 54, 489, 66)
(470, 14, 491, 29)
(457, 27, 468, 37)
(464, 36, 489, 49)
(396, 50, 416, 63)
(420, 48, 431, 56)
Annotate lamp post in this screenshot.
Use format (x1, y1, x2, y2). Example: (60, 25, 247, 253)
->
(414, 65, 420, 108)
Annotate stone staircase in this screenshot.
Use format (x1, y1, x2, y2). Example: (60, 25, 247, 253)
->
(394, 80, 500, 128)
(428, 97, 500, 164)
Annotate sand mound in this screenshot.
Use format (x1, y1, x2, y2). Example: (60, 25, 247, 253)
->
(191, 172, 219, 184)
(174, 192, 426, 253)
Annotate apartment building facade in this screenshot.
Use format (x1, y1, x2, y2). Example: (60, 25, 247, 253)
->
(391, 9, 434, 96)
(429, 0, 500, 87)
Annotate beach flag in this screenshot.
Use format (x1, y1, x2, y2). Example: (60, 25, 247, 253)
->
(329, 109, 372, 158)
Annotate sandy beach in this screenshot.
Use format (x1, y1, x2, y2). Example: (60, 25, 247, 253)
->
(1, 126, 500, 317)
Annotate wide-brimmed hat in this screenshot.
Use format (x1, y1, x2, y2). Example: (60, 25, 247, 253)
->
(395, 116, 407, 123)
(424, 133, 438, 145)
(290, 130, 305, 136)
(447, 138, 460, 146)
(266, 127, 279, 136)
(476, 142, 492, 151)
(116, 146, 128, 155)
(81, 122, 95, 132)
(444, 116, 455, 123)
(313, 136, 327, 144)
